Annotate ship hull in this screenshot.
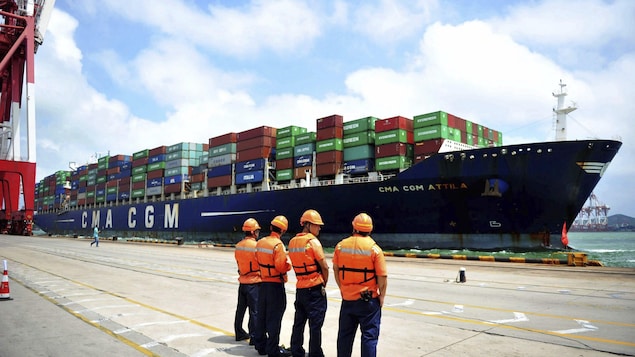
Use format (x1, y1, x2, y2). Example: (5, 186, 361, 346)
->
(34, 140, 621, 250)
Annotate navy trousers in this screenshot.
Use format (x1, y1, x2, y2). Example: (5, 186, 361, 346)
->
(234, 283, 259, 340)
(290, 285, 327, 357)
(254, 282, 287, 356)
(337, 297, 381, 357)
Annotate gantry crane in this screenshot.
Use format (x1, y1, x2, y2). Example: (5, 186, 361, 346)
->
(0, 0, 54, 234)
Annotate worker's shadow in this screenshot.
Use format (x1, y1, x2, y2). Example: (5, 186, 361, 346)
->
(207, 335, 255, 355)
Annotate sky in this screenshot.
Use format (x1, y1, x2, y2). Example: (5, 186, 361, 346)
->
(27, 0, 635, 216)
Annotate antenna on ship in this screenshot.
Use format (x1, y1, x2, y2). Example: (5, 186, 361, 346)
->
(552, 80, 577, 141)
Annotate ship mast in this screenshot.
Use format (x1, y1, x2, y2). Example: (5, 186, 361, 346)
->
(552, 80, 577, 141)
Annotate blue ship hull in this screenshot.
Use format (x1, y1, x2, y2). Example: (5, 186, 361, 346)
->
(34, 139, 621, 250)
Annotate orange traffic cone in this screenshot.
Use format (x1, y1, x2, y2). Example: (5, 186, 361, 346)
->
(0, 260, 12, 300)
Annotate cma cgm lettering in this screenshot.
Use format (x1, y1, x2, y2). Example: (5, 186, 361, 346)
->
(378, 182, 468, 193)
(80, 203, 180, 229)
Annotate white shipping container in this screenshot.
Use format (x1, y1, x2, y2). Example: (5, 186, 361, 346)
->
(208, 153, 236, 168)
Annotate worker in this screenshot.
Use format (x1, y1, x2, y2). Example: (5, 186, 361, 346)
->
(234, 218, 262, 344)
(288, 209, 329, 357)
(332, 213, 388, 357)
(254, 215, 292, 357)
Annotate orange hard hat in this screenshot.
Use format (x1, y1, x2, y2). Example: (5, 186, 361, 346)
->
(271, 215, 289, 231)
(242, 218, 261, 232)
(352, 213, 373, 233)
(300, 209, 324, 226)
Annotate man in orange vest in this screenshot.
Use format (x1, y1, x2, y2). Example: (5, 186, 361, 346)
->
(333, 213, 387, 357)
(254, 215, 292, 357)
(288, 209, 329, 357)
(234, 218, 262, 344)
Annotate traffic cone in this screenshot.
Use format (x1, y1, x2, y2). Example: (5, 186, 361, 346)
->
(0, 260, 12, 300)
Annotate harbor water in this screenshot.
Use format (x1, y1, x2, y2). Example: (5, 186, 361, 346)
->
(398, 232, 635, 268)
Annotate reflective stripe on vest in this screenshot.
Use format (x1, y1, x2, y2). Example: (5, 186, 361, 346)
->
(257, 242, 285, 281)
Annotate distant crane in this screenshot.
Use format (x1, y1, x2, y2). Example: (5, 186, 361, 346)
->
(572, 193, 610, 231)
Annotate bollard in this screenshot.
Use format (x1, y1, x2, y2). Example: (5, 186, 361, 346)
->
(458, 267, 466, 283)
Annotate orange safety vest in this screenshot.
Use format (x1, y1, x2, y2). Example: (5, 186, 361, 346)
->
(289, 233, 324, 288)
(256, 233, 290, 283)
(235, 236, 261, 284)
(334, 235, 383, 301)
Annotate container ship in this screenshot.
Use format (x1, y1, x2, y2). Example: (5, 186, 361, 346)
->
(33, 88, 622, 250)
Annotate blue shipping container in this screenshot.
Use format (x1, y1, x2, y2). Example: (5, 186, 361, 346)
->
(235, 170, 264, 184)
(207, 164, 232, 178)
(235, 158, 266, 173)
(148, 154, 166, 164)
(343, 159, 374, 174)
(164, 174, 186, 185)
(146, 177, 163, 188)
(294, 155, 313, 168)
(118, 191, 130, 200)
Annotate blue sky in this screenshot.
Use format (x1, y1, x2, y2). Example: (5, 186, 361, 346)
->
(32, 0, 635, 216)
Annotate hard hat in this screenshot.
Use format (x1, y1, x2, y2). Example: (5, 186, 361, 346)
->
(300, 209, 324, 226)
(352, 213, 373, 233)
(271, 215, 289, 231)
(242, 218, 261, 232)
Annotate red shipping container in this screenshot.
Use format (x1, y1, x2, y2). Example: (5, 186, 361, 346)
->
(191, 173, 206, 183)
(276, 158, 293, 170)
(119, 176, 131, 186)
(209, 132, 237, 147)
(294, 166, 312, 180)
(149, 145, 167, 156)
(164, 183, 182, 194)
(108, 154, 128, 163)
(207, 175, 232, 188)
(97, 183, 106, 190)
(316, 162, 340, 177)
(414, 154, 434, 164)
(236, 136, 276, 151)
(107, 167, 121, 175)
(316, 114, 344, 129)
(88, 163, 98, 170)
(132, 181, 145, 190)
(106, 180, 118, 188)
(316, 126, 344, 141)
(79, 180, 87, 188)
(237, 126, 276, 141)
(147, 170, 164, 179)
(375, 143, 411, 158)
(375, 116, 413, 133)
(316, 150, 343, 164)
(460, 131, 467, 144)
(447, 114, 466, 131)
(118, 183, 131, 192)
(237, 147, 273, 162)
(97, 168, 107, 177)
(132, 157, 149, 168)
(78, 198, 86, 206)
(414, 139, 444, 155)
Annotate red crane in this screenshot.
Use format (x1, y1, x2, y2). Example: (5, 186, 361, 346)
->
(0, 0, 54, 234)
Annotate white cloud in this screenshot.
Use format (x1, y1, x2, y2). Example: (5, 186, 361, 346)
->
(352, 0, 437, 43)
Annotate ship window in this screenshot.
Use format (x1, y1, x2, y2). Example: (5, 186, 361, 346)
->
(501, 149, 507, 155)
(469, 155, 475, 159)
(537, 149, 542, 153)
(547, 148, 552, 153)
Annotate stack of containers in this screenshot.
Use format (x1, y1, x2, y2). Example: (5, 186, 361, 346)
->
(375, 116, 414, 171)
(412, 110, 502, 163)
(146, 145, 169, 197)
(85, 163, 98, 204)
(342, 116, 377, 175)
(131, 149, 149, 199)
(235, 126, 276, 186)
(94, 156, 110, 204)
(315, 114, 344, 177)
(291, 131, 316, 180)
(275, 125, 308, 182)
(77, 165, 88, 206)
(163, 142, 207, 195)
(207, 132, 237, 190)
(190, 150, 209, 193)
(105, 154, 132, 202)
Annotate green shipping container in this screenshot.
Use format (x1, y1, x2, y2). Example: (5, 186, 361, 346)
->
(343, 116, 378, 134)
(413, 111, 448, 128)
(96, 176, 107, 184)
(209, 143, 237, 157)
(414, 125, 452, 141)
(132, 173, 147, 183)
(165, 166, 189, 176)
(294, 143, 315, 157)
(295, 132, 316, 145)
(133, 149, 149, 160)
(276, 136, 295, 149)
(343, 131, 375, 148)
(276, 169, 293, 181)
(277, 125, 307, 138)
(131, 188, 145, 198)
(132, 165, 147, 175)
(316, 138, 343, 153)
(276, 147, 294, 160)
(147, 162, 166, 172)
(98, 156, 110, 165)
(343, 145, 375, 161)
(375, 129, 410, 146)
(107, 187, 117, 194)
(375, 156, 412, 171)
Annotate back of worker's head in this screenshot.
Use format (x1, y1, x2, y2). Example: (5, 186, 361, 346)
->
(352, 213, 373, 236)
(300, 209, 324, 228)
(270, 215, 288, 234)
(242, 218, 261, 236)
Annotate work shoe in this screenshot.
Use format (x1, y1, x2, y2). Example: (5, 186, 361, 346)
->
(278, 346, 292, 357)
(235, 334, 249, 341)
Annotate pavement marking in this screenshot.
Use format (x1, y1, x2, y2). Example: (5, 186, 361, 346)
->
(552, 319, 599, 334)
(488, 312, 529, 324)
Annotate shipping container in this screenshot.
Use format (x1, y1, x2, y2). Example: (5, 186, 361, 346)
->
(343, 131, 375, 148)
(413, 125, 454, 142)
(209, 132, 237, 147)
(149, 145, 167, 156)
(316, 126, 344, 141)
(375, 155, 412, 171)
(294, 155, 313, 168)
(147, 170, 164, 180)
(413, 111, 448, 128)
(295, 132, 316, 145)
(375, 143, 413, 159)
(209, 153, 236, 167)
(209, 143, 237, 157)
(343, 159, 374, 175)
(414, 139, 445, 155)
(316, 150, 343, 164)
(207, 164, 233, 178)
(236, 147, 273, 162)
(316, 162, 340, 177)
(375, 116, 413, 133)
(237, 126, 276, 141)
(276, 169, 293, 181)
(164, 183, 182, 194)
(276, 136, 295, 149)
(164, 174, 186, 185)
(316, 138, 343, 153)
(276, 158, 294, 170)
(277, 125, 307, 138)
(207, 175, 232, 188)
(148, 154, 166, 164)
(147, 162, 166, 172)
(146, 186, 162, 196)
(235, 158, 266, 173)
(275, 147, 294, 160)
(132, 181, 145, 190)
(236, 136, 276, 151)
(235, 170, 264, 184)
(316, 114, 343, 129)
(293, 143, 315, 157)
(343, 116, 378, 134)
(133, 149, 149, 160)
(375, 129, 414, 145)
(132, 165, 147, 175)
(294, 166, 312, 180)
(146, 177, 163, 188)
(343, 145, 375, 161)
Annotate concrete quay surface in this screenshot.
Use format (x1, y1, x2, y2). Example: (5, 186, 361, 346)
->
(1, 235, 634, 357)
